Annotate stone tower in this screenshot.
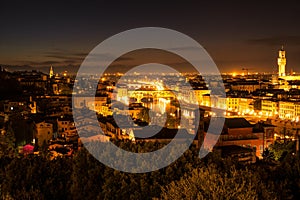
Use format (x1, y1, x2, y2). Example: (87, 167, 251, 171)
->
(49, 66, 54, 78)
(278, 46, 286, 77)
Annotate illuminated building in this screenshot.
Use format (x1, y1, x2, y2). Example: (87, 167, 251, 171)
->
(226, 97, 239, 111)
(202, 94, 211, 107)
(274, 47, 300, 89)
(52, 83, 60, 95)
(193, 89, 211, 104)
(16, 70, 48, 89)
(238, 98, 254, 114)
(211, 95, 226, 109)
(178, 86, 197, 104)
(214, 118, 275, 158)
(278, 46, 286, 77)
(279, 101, 300, 120)
(72, 96, 107, 113)
(3, 102, 23, 113)
(49, 66, 54, 78)
(57, 117, 76, 138)
(116, 85, 128, 104)
(128, 90, 175, 103)
(100, 104, 113, 116)
(231, 81, 261, 92)
(261, 99, 278, 116)
(35, 122, 53, 147)
(29, 96, 37, 114)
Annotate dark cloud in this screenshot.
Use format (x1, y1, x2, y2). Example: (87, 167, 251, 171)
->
(44, 50, 134, 63)
(115, 57, 134, 61)
(43, 49, 87, 61)
(9, 51, 136, 73)
(44, 54, 84, 61)
(167, 46, 201, 51)
(62, 60, 81, 65)
(247, 36, 300, 46)
(21, 61, 62, 66)
(73, 53, 88, 57)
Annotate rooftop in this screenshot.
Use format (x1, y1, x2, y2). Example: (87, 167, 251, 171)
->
(224, 118, 253, 129)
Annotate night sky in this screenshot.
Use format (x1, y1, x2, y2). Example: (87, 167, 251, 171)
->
(1, 1, 300, 74)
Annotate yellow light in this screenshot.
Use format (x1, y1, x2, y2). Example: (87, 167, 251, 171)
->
(232, 72, 236, 77)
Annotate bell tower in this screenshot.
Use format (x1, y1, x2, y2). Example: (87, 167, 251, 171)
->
(49, 66, 54, 78)
(278, 46, 286, 77)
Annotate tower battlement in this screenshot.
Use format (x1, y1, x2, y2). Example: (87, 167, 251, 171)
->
(278, 46, 286, 77)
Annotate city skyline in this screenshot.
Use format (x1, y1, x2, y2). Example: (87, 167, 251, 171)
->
(1, 1, 300, 74)
(2, 2, 300, 199)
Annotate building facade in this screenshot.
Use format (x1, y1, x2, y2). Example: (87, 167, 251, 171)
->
(35, 122, 53, 147)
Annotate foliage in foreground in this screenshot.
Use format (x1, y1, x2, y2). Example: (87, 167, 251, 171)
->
(160, 165, 276, 200)
(0, 141, 300, 199)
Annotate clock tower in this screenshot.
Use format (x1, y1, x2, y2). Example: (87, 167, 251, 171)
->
(278, 46, 286, 77)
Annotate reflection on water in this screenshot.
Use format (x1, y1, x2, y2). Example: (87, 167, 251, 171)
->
(146, 98, 171, 114)
(140, 98, 180, 128)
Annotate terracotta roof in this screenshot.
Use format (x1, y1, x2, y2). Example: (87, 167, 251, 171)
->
(225, 118, 253, 128)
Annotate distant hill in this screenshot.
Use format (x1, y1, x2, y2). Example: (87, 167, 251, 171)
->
(0, 64, 79, 75)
